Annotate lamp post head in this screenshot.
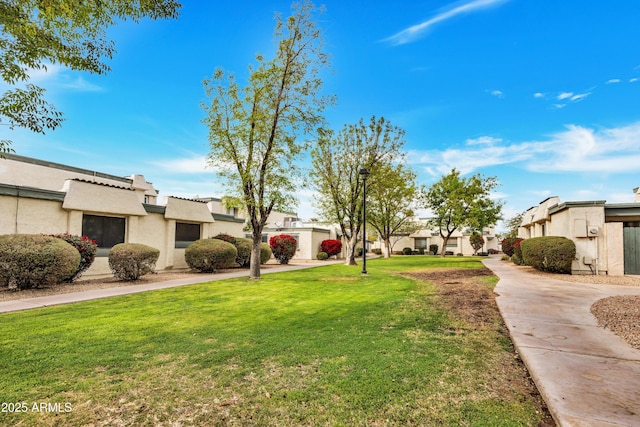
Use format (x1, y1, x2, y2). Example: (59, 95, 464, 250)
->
(359, 168, 370, 178)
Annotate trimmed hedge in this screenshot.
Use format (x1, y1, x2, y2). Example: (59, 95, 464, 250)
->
(108, 243, 160, 280)
(233, 237, 252, 268)
(520, 236, 575, 274)
(185, 239, 237, 272)
(402, 247, 413, 255)
(316, 251, 329, 260)
(0, 234, 80, 289)
(260, 243, 272, 264)
(48, 233, 97, 281)
(429, 244, 439, 255)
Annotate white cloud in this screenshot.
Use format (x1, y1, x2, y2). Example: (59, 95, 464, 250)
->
(151, 156, 217, 174)
(407, 121, 640, 176)
(384, 0, 510, 45)
(466, 136, 502, 146)
(60, 76, 103, 92)
(606, 79, 621, 84)
(553, 90, 590, 107)
(570, 92, 590, 102)
(1, 63, 104, 93)
(533, 92, 545, 98)
(526, 122, 640, 173)
(630, 78, 638, 83)
(490, 90, 503, 98)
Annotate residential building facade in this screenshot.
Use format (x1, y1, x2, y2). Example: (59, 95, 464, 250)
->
(0, 154, 342, 278)
(519, 190, 640, 276)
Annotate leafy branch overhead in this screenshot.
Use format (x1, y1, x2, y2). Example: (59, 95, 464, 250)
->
(0, 0, 181, 150)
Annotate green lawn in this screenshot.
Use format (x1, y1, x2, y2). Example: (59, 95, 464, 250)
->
(0, 256, 546, 426)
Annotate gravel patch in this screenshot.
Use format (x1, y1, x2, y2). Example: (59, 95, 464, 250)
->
(591, 296, 640, 350)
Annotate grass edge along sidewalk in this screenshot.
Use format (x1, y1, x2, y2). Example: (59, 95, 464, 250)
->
(0, 256, 551, 426)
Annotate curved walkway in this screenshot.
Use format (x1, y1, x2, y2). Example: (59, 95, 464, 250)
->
(483, 257, 640, 427)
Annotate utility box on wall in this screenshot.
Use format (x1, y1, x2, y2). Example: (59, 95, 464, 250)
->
(574, 219, 587, 237)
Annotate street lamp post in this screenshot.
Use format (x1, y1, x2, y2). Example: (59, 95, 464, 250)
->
(360, 168, 370, 275)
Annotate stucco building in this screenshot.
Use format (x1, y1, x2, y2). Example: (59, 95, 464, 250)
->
(519, 190, 640, 276)
(0, 154, 339, 278)
(371, 218, 499, 256)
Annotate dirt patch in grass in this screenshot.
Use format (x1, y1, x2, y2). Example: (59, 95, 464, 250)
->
(405, 267, 556, 427)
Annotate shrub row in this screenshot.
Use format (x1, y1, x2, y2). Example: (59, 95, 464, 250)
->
(186, 238, 272, 272)
(0, 234, 80, 290)
(48, 233, 97, 281)
(108, 243, 159, 280)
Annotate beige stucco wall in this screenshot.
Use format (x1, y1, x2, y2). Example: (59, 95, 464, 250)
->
(210, 220, 245, 237)
(606, 222, 624, 276)
(0, 196, 70, 235)
(547, 205, 606, 274)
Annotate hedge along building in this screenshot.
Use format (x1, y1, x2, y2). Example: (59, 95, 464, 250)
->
(518, 190, 640, 276)
(0, 154, 245, 278)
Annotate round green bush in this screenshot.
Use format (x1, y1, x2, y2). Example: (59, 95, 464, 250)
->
(260, 243, 272, 264)
(234, 237, 252, 268)
(185, 239, 238, 272)
(0, 234, 80, 289)
(402, 247, 413, 256)
(521, 236, 576, 274)
(316, 251, 329, 260)
(48, 233, 97, 281)
(108, 243, 160, 280)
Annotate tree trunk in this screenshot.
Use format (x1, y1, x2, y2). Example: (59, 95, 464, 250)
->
(383, 239, 391, 258)
(440, 236, 449, 258)
(249, 238, 262, 279)
(344, 235, 358, 265)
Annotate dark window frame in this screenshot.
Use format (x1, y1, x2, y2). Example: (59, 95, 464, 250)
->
(175, 222, 201, 248)
(82, 214, 126, 256)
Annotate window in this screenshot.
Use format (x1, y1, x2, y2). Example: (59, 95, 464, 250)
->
(245, 234, 268, 243)
(414, 237, 427, 249)
(82, 214, 125, 256)
(446, 238, 458, 248)
(175, 222, 201, 248)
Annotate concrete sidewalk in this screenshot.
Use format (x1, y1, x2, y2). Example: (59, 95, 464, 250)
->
(0, 260, 343, 314)
(483, 257, 640, 427)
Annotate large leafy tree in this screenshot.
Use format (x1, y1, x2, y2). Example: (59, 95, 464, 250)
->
(367, 162, 419, 258)
(311, 116, 405, 265)
(0, 0, 181, 153)
(203, 0, 332, 279)
(422, 168, 503, 257)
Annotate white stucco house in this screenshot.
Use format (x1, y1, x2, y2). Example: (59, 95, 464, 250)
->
(518, 190, 640, 276)
(370, 217, 499, 256)
(0, 154, 339, 278)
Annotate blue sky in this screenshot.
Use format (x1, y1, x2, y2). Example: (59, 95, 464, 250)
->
(5, 0, 640, 229)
